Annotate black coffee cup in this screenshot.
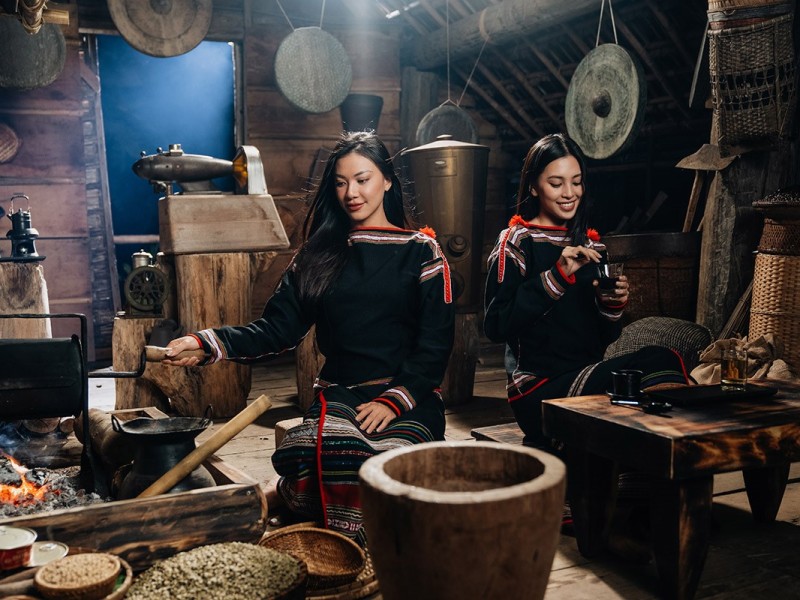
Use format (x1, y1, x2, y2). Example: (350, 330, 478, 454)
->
(610, 369, 643, 398)
(596, 263, 623, 292)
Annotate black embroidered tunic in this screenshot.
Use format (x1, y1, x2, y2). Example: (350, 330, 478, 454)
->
(484, 219, 624, 394)
(194, 226, 455, 423)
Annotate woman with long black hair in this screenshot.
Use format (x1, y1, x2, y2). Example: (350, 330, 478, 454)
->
(484, 133, 689, 449)
(163, 131, 455, 544)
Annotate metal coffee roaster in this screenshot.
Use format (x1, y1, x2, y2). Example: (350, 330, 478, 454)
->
(0, 314, 145, 496)
(124, 249, 170, 315)
(0, 193, 44, 262)
(401, 135, 490, 312)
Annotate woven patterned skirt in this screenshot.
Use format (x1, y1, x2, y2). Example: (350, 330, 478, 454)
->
(272, 386, 443, 545)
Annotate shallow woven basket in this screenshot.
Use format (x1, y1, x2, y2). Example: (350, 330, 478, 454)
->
(34, 552, 121, 600)
(259, 527, 366, 590)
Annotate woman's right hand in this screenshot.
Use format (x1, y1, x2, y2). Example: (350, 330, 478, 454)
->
(557, 245, 602, 277)
(162, 335, 203, 367)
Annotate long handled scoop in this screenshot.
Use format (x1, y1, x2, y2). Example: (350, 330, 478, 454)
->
(137, 394, 273, 498)
(145, 345, 206, 362)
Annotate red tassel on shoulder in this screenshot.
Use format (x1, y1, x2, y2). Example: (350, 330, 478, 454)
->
(508, 215, 527, 228)
(419, 226, 436, 239)
(586, 227, 601, 242)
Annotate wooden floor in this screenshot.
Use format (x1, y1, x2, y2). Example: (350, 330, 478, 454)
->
(88, 348, 800, 599)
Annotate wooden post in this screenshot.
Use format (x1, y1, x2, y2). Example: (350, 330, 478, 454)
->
(112, 315, 171, 414)
(295, 326, 324, 411)
(0, 263, 51, 338)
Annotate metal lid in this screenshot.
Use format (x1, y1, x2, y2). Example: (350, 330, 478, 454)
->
(402, 134, 489, 156)
(0, 526, 37, 550)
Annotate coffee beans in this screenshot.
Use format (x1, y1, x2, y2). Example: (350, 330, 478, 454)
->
(126, 542, 303, 599)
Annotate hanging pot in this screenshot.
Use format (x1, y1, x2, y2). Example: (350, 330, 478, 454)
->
(0, 20, 65, 90)
(340, 93, 384, 132)
(111, 410, 216, 499)
(275, 27, 352, 114)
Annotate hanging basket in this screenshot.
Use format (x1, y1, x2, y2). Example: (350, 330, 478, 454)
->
(708, 14, 796, 156)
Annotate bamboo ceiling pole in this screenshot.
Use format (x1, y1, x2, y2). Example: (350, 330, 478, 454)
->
(137, 394, 273, 498)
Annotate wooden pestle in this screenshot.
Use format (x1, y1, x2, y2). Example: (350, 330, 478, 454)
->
(137, 394, 273, 498)
(144, 345, 207, 362)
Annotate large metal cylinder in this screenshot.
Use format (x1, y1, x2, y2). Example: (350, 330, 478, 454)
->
(401, 136, 489, 312)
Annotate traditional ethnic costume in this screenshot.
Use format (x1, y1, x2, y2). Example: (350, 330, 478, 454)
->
(191, 227, 455, 544)
(484, 216, 689, 447)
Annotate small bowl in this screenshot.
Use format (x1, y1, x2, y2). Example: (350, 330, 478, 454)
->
(0, 526, 37, 570)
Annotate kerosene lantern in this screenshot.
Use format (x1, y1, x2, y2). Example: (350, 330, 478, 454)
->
(1, 193, 44, 262)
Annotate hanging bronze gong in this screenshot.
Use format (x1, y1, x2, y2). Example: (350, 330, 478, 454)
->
(107, 0, 213, 58)
(275, 27, 352, 114)
(415, 104, 479, 146)
(0, 20, 65, 90)
(565, 44, 646, 160)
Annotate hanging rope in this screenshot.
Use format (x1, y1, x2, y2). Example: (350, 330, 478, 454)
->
(595, 0, 619, 47)
(19, 0, 48, 35)
(275, 0, 295, 31)
(445, 0, 451, 104)
(319, 0, 326, 29)
(457, 36, 489, 106)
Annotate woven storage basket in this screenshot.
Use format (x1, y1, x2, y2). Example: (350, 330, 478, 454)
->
(757, 220, 800, 255)
(708, 14, 796, 155)
(34, 552, 121, 600)
(749, 252, 800, 369)
(307, 550, 379, 600)
(259, 527, 366, 590)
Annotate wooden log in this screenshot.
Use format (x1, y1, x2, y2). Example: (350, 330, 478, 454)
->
(0, 263, 51, 338)
(112, 315, 171, 414)
(441, 312, 480, 406)
(0, 482, 267, 572)
(409, 0, 599, 69)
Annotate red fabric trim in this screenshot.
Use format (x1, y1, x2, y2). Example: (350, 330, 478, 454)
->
(669, 348, 691, 383)
(316, 391, 329, 528)
(508, 377, 550, 402)
(374, 397, 402, 416)
(497, 227, 514, 283)
(188, 333, 203, 348)
(555, 262, 576, 284)
(441, 255, 453, 304)
(350, 226, 406, 232)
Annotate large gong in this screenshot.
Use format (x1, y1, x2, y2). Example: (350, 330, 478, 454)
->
(108, 0, 213, 58)
(274, 27, 352, 114)
(565, 44, 646, 160)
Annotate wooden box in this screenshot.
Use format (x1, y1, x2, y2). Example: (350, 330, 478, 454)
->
(158, 192, 290, 255)
(0, 408, 268, 572)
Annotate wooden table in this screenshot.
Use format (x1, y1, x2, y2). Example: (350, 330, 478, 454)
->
(541, 382, 800, 600)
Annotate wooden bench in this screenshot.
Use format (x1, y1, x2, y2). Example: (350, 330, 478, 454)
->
(471, 421, 524, 445)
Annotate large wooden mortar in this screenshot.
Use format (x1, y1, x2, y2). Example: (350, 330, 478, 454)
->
(359, 441, 566, 600)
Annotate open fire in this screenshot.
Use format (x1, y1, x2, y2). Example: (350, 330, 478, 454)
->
(0, 454, 53, 505)
(0, 454, 107, 519)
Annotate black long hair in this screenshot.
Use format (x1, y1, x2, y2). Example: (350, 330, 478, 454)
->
(292, 131, 408, 305)
(515, 133, 590, 246)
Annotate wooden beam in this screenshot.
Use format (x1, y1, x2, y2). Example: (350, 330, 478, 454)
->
(409, 0, 611, 70)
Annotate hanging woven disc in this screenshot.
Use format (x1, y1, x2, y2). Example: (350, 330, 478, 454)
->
(0, 123, 21, 163)
(415, 105, 479, 146)
(0, 19, 65, 90)
(274, 27, 352, 114)
(565, 44, 646, 159)
(107, 0, 213, 58)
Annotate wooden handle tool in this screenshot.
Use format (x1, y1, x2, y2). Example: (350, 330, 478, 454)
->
(137, 394, 273, 498)
(145, 345, 207, 362)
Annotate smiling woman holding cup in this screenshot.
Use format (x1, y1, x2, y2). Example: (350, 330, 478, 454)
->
(484, 133, 691, 449)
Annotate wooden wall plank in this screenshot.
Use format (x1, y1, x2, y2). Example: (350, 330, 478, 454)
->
(0, 113, 85, 180)
(0, 184, 89, 237)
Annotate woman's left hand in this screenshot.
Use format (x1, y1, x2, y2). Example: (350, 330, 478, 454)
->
(596, 274, 629, 305)
(355, 402, 396, 434)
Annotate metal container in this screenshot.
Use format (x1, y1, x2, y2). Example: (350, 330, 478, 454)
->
(0, 526, 37, 570)
(401, 136, 489, 312)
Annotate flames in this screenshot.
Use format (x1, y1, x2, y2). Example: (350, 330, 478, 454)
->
(0, 454, 52, 504)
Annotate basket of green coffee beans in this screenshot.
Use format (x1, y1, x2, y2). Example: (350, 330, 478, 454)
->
(125, 541, 307, 599)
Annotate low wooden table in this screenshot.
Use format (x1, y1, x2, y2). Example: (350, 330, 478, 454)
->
(541, 381, 800, 600)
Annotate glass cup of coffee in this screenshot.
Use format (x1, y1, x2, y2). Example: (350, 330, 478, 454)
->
(596, 262, 624, 297)
(720, 345, 747, 391)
